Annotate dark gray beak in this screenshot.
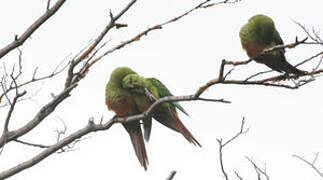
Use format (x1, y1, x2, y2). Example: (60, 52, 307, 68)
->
(125, 83, 134, 89)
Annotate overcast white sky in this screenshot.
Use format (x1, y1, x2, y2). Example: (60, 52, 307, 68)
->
(0, 0, 323, 179)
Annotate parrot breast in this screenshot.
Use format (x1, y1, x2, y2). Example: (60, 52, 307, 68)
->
(243, 41, 266, 58)
(106, 95, 131, 116)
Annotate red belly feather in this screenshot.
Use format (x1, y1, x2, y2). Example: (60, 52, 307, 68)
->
(106, 96, 131, 116)
(244, 42, 265, 58)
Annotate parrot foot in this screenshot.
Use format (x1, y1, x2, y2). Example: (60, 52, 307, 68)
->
(282, 73, 291, 81)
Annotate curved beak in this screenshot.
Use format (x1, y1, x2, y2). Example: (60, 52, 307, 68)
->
(124, 83, 134, 89)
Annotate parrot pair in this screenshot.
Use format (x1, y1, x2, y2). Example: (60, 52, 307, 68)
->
(239, 14, 306, 75)
(105, 67, 200, 170)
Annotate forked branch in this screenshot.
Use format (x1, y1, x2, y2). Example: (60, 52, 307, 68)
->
(293, 153, 323, 178)
(217, 118, 249, 180)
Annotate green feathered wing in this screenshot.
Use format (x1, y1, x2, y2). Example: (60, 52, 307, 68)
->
(148, 78, 189, 116)
(147, 78, 201, 147)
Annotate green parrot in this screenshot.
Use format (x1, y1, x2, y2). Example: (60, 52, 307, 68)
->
(105, 67, 149, 170)
(122, 74, 201, 147)
(239, 14, 306, 75)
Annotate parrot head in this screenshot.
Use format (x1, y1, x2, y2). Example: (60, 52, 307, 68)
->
(109, 67, 137, 85)
(240, 14, 276, 46)
(122, 74, 148, 94)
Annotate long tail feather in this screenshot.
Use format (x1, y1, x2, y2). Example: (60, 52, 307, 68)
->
(173, 101, 190, 117)
(280, 60, 307, 75)
(256, 53, 307, 75)
(123, 123, 148, 170)
(170, 109, 202, 147)
(143, 117, 152, 142)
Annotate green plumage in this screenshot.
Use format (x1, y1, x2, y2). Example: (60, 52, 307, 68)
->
(122, 74, 201, 147)
(105, 67, 148, 170)
(240, 15, 276, 46)
(148, 78, 189, 116)
(239, 14, 306, 75)
(105, 67, 137, 114)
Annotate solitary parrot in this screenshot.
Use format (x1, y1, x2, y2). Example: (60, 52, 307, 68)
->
(239, 14, 306, 75)
(122, 73, 201, 147)
(105, 67, 148, 170)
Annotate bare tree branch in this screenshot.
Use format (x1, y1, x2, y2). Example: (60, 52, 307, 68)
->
(244, 70, 273, 81)
(81, 0, 240, 75)
(166, 170, 177, 180)
(0, 60, 69, 102)
(0, 0, 67, 59)
(46, 0, 51, 11)
(54, 119, 67, 142)
(0, 119, 98, 179)
(295, 51, 323, 67)
(234, 171, 244, 180)
(13, 123, 86, 151)
(0, 83, 77, 148)
(3, 89, 26, 134)
(0, 76, 27, 156)
(222, 118, 249, 147)
(293, 21, 323, 45)
(13, 139, 50, 149)
(264, 37, 308, 52)
(202, 0, 242, 8)
(2, 75, 27, 132)
(217, 118, 249, 180)
(245, 156, 269, 180)
(293, 154, 323, 178)
(64, 0, 137, 88)
(217, 139, 229, 180)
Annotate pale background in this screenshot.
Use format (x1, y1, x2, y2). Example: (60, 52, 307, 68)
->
(0, 0, 322, 179)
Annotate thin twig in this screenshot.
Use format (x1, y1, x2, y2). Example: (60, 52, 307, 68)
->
(84, 0, 238, 72)
(222, 117, 249, 147)
(0, 60, 69, 101)
(295, 51, 323, 67)
(263, 37, 308, 53)
(244, 70, 273, 81)
(217, 139, 229, 180)
(0, 0, 67, 59)
(202, 0, 242, 8)
(245, 156, 270, 180)
(217, 118, 249, 180)
(14, 139, 50, 149)
(0, 83, 77, 149)
(3, 75, 27, 134)
(234, 171, 244, 180)
(293, 154, 323, 177)
(3, 89, 26, 134)
(46, 0, 51, 11)
(166, 170, 177, 180)
(293, 21, 323, 45)
(65, 0, 137, 88)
